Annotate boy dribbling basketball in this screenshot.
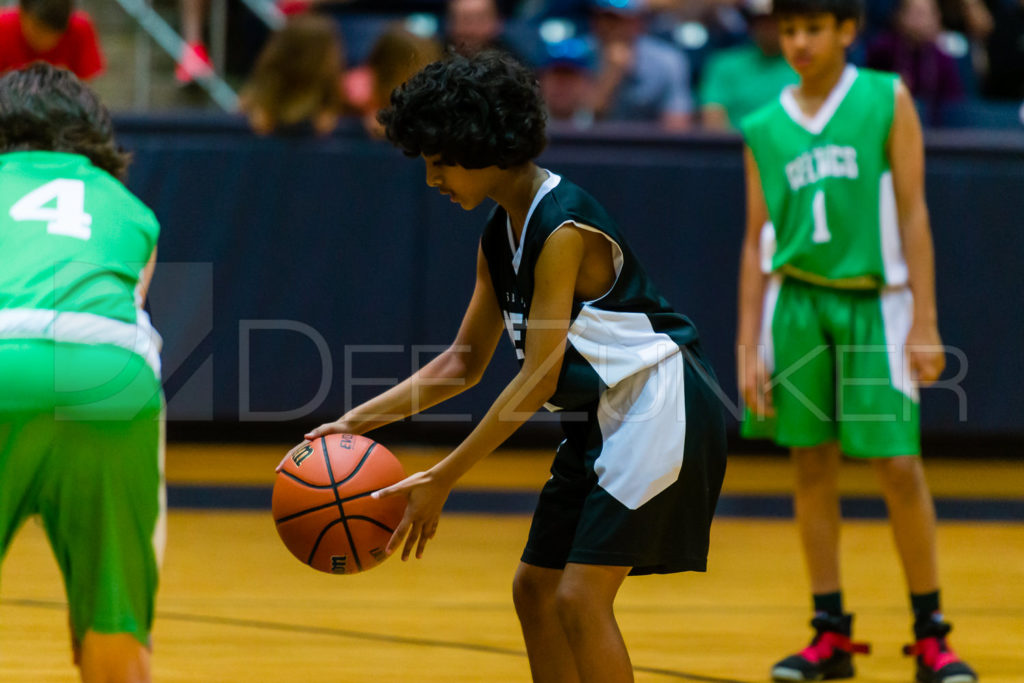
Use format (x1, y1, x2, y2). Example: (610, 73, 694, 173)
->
(735, 0, 977, 681)
(303, 52, 727, 682)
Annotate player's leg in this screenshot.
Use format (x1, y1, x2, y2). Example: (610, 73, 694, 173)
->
(791, 442, 843, 595)
(839, 288, 975, 683)
(769, 284, 864, 682)
(78, 632, 151, 683)
(512, 563, 579, 683)
(871, 455, 938, 592)
(36, 344, 165, 683)
(517, 427, 593, 683)
(556, 563, 632, 683)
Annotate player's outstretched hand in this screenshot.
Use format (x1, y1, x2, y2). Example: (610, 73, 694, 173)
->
(373, 470, 451, 561)
(905, 322, 945, 386)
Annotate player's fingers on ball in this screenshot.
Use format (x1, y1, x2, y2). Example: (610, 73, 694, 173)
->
(402, 523, 421, 561)
(372, 485, 395, 499)
(416, 531, 430, 559)
(387, 520, 409, 556)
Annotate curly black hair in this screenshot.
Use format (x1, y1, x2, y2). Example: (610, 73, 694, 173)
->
(378, 51, 547, 169)
(773, 0, 862, 23)
(0, 63, 129, 179)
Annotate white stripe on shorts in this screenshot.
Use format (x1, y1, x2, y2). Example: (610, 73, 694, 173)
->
(594, 350, 686, 510)
(880, 287, 919, 402)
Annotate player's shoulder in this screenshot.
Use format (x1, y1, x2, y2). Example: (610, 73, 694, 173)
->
(853, 66, 900, 89)
(704, 44, 758, 75)
(739, 94, 786, 138)
(73, 156, 159, 228)
(540, 175, 607, 224)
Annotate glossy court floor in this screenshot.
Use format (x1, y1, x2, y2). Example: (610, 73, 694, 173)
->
(1, 445, 1022, 682)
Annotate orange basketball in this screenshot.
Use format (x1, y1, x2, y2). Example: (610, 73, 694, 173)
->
(272, 434, 407, 574)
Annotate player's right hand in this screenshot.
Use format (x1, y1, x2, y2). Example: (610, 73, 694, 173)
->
(737, 342, 775, 417)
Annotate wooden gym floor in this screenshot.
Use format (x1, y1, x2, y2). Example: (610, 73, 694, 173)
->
(1, 444, 1022, 682)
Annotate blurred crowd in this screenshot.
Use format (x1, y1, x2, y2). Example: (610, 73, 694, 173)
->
(1, 0, 1023, 133)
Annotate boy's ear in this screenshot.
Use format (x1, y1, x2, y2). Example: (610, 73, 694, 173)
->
(837, 17, 859, 48)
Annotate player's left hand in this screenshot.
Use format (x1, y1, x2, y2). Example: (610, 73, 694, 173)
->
(905, 322, 945, 386)
(373, 470, 451, 561)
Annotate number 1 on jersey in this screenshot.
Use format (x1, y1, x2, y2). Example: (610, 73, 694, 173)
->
(9, 179, 93, 240)
(811, 189, 832, 244)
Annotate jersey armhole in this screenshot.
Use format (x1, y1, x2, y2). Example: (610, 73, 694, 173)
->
(545, 220, 624, 305)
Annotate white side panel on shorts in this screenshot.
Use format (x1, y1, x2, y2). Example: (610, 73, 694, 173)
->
(880, 287, 919, 402)
(594, 351, 686, 510)
(760, 274, 783, 374)
(153, 409, 167, 568)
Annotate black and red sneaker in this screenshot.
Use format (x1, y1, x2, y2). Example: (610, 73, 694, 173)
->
(904, 619, 978, 683)
(771, 614, 871, 682)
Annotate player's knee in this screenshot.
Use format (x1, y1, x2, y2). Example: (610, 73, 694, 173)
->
(792, 444, 841, 488)
(512, 565, 557, 616)
(553, 580, 597, 634)
(874, 456, 927, 502)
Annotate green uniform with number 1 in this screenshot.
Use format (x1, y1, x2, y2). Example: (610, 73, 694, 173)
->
(740, 66, 920, 457)
(0, 150, 164, 646)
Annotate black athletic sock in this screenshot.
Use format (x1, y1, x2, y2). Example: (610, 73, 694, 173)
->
(911, 590, 944, 637)
(813, 591, 844, 618)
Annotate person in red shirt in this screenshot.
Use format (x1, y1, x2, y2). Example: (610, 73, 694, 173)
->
(0, 0, 104, 81)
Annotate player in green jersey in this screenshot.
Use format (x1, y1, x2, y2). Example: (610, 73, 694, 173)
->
(735, 1, 977, 682)
(0, 64, 163, 683)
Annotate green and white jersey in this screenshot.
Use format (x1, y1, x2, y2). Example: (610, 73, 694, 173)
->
(0, 151, 162, 374)
(741, 66, 908, 288)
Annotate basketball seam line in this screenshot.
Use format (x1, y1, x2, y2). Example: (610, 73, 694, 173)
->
(323, 435, 364, 573)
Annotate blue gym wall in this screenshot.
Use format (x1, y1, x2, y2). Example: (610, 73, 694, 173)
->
(115, 116, 1024, 446)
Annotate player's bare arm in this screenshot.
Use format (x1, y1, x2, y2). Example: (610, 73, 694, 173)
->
(888, 81, 944, 385)
(304, 243, 504, 441)
(375, 226, 587, 560)
(136, 249, 158, 305)
(737, 146, 774, 415)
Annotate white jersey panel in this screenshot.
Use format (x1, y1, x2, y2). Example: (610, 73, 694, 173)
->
(566, 306, 680, 390)
(878, 171, 909, 286)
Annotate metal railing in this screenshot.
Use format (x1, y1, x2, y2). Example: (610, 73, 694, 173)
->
(115, 0, 285, 111)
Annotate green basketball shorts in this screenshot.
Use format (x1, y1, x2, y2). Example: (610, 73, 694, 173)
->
(742, 276, 920, 457)
(0, 339, 165, 647)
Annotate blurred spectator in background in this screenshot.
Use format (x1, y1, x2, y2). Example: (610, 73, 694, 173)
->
(347, 24, 443, 137)
(588, 0, 694, 130)
(866, 0, 964, 125)
(239, 13, 347, 136)
(537, 35, 596, 126)
(447, 0, 525, 59)
(0, 0, 103, 80)
(982, 0, 1024, 100)
(698, 0, 796, 130)
(175, 0, 214, 84)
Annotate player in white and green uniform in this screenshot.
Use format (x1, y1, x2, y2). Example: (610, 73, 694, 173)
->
(0, 64, 164, 682)
(741, 65, 919, 456)
(735, 2, 976, 682)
